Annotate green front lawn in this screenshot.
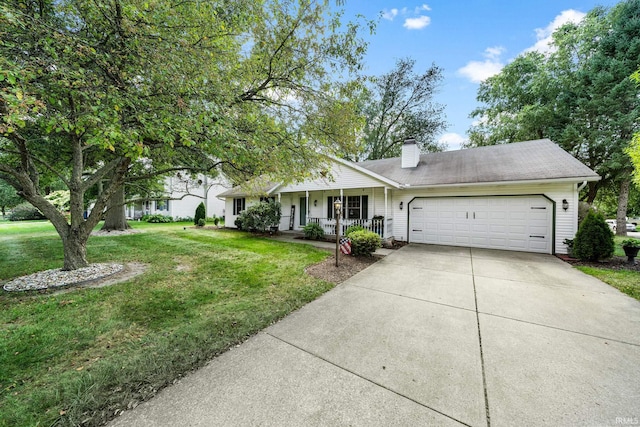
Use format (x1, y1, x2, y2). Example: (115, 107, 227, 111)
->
(576, 266, 640, 300)
(0, 222, 331, 427)
(575, 235, 640, 302)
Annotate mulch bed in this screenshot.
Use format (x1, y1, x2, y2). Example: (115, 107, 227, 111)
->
(559, 255, 640, 272)
(305, 253, 382, 284)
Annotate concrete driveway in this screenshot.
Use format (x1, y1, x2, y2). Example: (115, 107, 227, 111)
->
(109, 245, 640, 427)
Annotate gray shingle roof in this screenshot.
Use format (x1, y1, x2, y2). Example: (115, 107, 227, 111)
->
(217, 179, 279, 198)
(357, 139, 599, 187)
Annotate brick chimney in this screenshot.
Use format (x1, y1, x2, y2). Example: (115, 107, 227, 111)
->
(401, 138, 420, 168)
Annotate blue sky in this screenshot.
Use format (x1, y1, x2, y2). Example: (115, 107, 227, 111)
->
(340, 1, 620, 150)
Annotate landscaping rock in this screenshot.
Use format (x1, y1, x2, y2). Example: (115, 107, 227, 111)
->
(2, 263, 124, 292)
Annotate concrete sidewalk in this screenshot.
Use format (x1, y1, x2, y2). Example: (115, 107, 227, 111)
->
(109, 245, 640, 427)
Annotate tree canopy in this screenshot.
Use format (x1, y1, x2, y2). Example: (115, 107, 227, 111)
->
(347, 57, 447, 161)
(467, 0, 640, 214)
(0, 0, 370, 269)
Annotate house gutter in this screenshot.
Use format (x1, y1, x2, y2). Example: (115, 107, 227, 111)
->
(577, 181, 588, 192)
(397, 176, 600, 190)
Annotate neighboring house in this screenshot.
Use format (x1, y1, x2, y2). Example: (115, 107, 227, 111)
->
(218, 139, 599, 255)
(126, 174, 229, 220)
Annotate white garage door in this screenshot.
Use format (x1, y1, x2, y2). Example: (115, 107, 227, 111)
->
(409, 196, 553, 254)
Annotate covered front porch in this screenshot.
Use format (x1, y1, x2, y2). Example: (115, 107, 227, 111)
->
(275, 187, 395, 240)
(307, 217, 390, 238)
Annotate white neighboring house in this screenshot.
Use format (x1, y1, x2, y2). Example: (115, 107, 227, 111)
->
(126, 174, 229, 220)
(218, 139, 600, 255)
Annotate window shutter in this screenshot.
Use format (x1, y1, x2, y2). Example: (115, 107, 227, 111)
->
(362, 195, 368, 219)
(327, 197, 333, 219)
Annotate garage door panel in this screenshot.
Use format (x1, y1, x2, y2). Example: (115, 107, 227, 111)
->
(489, 224, 507, 233)
(409, 196, 552, 254)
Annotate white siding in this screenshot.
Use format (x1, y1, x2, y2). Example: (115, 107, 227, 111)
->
(127, 175, 228, 220)
(391, 183, 577, 254)
(168, 180, 228, 219)
(224, 197, 260, 228)
(278, 162, 389, 192)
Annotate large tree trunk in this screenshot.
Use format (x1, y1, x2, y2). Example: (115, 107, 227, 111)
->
(585, 181, 599, 204)
(61, 229, 89, 270)
(616, 178, 631, 237)
(101, 184, 130, 231)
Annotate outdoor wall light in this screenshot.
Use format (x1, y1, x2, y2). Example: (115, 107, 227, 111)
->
(314, 200, 317, 207)
(562, 199, 569, 211)
(399, 201, 404, 210)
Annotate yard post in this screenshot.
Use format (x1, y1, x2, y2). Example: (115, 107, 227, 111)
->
(334, 199, 342, 267)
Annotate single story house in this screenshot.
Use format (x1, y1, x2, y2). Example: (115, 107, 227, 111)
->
(218, 139, 599, 254)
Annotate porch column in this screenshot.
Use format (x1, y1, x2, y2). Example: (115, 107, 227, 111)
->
(305, 190, 309, 224)
(384, 187, 388, 238)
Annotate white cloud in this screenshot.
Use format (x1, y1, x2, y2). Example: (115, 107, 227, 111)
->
(525, 9, 586, 54)
(415, 4, 431, 13)
(457, 10, 586, 84)
(457, 60, 504, 84)
(381, 8, 398, 21)
(457, 47, 505, 83)
(439, 133, 468, 151)
(484, 46, 505, 60)
(403, 15, 431, 30)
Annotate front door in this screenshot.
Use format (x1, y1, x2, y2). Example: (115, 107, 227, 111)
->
(299, 197, 307, 226)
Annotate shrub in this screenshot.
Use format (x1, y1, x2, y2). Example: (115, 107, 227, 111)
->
(573, 210, 614, 261)
(194, 202, 206, 225)
(213, 217, 220, 226)
(622, 238, 640, 248)
(234, 217, 244, 229)
(236, 200, 281, 232)
(44, 190, 70, 212)
(8, 203, 45, 221)
(348, 230, 381, 257)
(174, 216, 193, 223)
(197, 218, 206, 227)
(144, 214, 173, 223)
(303, 222, 325, 240)
(345, 225, 365, 236)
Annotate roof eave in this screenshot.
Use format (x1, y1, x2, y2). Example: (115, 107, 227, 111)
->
(399, 176, 601, 190)
(328, 155, 402, 189)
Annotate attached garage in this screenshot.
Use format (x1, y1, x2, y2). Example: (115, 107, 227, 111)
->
(408, 196, 553, 254)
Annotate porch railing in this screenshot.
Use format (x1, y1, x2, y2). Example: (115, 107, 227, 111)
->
(308, 217, 390, 238)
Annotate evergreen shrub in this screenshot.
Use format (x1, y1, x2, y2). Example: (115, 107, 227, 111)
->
(573, 210, 614, 261)
(194, 202, 206, 225)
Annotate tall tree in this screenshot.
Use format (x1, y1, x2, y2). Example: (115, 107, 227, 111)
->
(467, 0, 640, 235)
(0, 0, 370, 269)
(349, 58, 447, 160)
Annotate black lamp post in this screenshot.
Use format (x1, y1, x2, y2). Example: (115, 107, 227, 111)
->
(334, 198, 342, 267)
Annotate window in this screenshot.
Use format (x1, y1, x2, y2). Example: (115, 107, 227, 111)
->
(260, 196, 276, 203)
(347, 195, 368, 219)
(326, 195, 368, 219)
(156, 200, 169, 211)
(233, 198, 246, 215)
(327, 196, 339, 219)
